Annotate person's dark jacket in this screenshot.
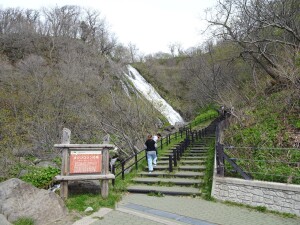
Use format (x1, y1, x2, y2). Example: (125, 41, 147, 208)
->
(145, 139, 156, 151)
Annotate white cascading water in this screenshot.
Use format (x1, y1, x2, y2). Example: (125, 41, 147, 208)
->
(124, 65, 184, 125)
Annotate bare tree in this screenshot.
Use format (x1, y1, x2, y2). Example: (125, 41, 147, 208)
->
(42, 5, 81, 38)
(206, 0, 300, 86)
(128, 42, 139, 63)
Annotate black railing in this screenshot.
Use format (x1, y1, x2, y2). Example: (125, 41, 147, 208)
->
(111, 127, 191, 185)
(215, 112, 300, 184)
(111, 113, 218, 185)
(168, 138, 190, 172)
(219, 145, 300, 184)
(216, 143, 252, 180)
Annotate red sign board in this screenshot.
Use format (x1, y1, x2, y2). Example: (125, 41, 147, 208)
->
(69, 150, 102, 174)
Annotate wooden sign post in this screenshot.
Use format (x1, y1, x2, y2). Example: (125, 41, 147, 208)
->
(54, 128, 115, 200)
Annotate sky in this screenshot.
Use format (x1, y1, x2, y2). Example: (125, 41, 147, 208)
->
(0, 0, 218, 55)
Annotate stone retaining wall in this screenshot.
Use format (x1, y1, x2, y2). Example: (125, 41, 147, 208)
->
(212, 176, 300, 216)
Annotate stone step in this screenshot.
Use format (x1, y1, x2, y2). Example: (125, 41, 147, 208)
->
(155, 161, 202, 166)
(154, 159, 205, 166)
(178, 165, 206, 171)
(126, 185, 201, 196)
(161, 152, 207, 157)
(174, 171, 205, 178)
(183, 152, 207, 156)
(156, 161, 169, 164)
(158, 156, 207, 161)
(189, 147, 208, 151)
(180, 160, 205, 164)
(138, 171, 204, 178)
(145, 165, 169, 170)
(182, 154, 207, 158)
(189, 146, 207, 149)
(180, 156, 207, 160)
(132, 177, 202, 186)
(189, 149, 208, 153)
(165, 148, 208, 153)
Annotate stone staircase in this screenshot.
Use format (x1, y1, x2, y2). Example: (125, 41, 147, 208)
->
(126, 139, 209, 196)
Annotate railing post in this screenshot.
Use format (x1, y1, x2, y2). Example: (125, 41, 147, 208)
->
(173, 149, 177, 167)
(180, 142, 184, 155)
(179, 145, 183, 157)
(160, 138, 163, 150)
(169, 155, 173, 172)
(187, 137, 190, 147)
(216, 142, 225, 177)
(112, 165, 115, 186)
(191, 131, 194, 143)
(135, 154, 138, 170)
(60, 128, 71, 200)
(121, 162, 125, 180)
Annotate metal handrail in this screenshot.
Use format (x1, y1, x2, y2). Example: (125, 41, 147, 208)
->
(111, 113, 219, 184)
(215, 114, 300, 184)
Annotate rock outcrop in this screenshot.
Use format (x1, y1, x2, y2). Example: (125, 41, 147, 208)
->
(0, 178, 68, 225)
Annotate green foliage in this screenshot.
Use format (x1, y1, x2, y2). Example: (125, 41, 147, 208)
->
(66, 191, 121, 212)
(202, 139, 215, 200)
(225, 91, 297, 147)
(223, 200, 296, 218)
(52, 157, 62, 167)
(13, 217, 35, 225)
(222, 89, 300, 184)
(223, 146, 300, 184)
(20, 167, 60, 189)
(191, 108, 218, 128)
(289, 115, 300, 129)
(255, 206, 267, 212)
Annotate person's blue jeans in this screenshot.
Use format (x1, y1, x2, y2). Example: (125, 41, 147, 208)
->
(147, 151, 157, 172)
(153, 149, 157, 165)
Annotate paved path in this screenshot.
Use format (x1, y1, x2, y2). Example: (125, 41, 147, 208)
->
(72, 193, 300, 225)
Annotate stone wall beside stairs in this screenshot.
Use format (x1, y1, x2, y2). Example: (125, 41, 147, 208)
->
(212, 176, 300, 216)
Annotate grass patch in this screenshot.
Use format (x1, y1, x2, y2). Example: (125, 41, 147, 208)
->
(224, 90, 298, 148)
(190, 106, 219, 128)
(66, 191, 121, 213)
(201, 138, 215, 200)
(223, 200, 297, 218)
(13, 217, 35, 225)
(65, 171, 136, 213)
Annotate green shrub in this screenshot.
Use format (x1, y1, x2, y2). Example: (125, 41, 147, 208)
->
(20, 167, 60, 189)
(192, 109, 218, 127)
(202, 139, 215, 200)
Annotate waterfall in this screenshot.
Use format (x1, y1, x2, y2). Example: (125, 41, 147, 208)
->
(124, 65, 184, 125)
